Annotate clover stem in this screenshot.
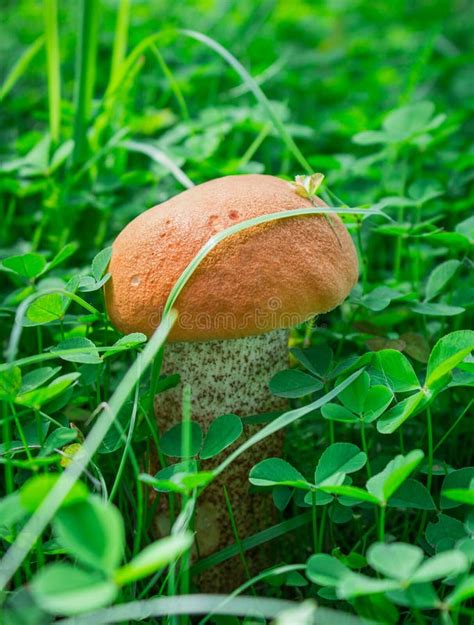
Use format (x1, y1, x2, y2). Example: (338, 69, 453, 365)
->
(355, 219, 368, 290)
(328, 419, 335, 445)
(2, 404, 14, 494)
(393, 165, 405, 280)
(378, 505, 386, 542)
(318, 506, 327, 552)
(426, 406, 433, 491)
(360, 421, 371, 477)
(311, 490, 318, 553)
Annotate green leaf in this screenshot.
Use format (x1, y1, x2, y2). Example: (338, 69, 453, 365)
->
(425, 259, 461, 302)
(456, 215, 474, 241)
(373, 350, 420, 392)
(303, 490, 334, 507)
(25, 293, 65, 325)
(318, 485, 379, 505)
(354, 286, 404, 312)
(443, 488, 474, 506)
(0, 493, 27, 539)
(47, 242, 78, 271)
(289, 345, 333, 378)
(16, 372, 81, 408)
(160, 421, 202, 458)
(409, 179, 444, 203)
(426, 330, 474, 390)
(377, 391, 426, 434)
(388, 479, 435, 510)
(411, 551, 468, 583)
(426, 515, 467, 552)
(321, 403, 358, 423)
(387, 582, 439, 610)
(52, 337, 102, 364)
(352, 130, 387, 145)
(362, 385, 393, 422)
(338, 571, 400, 599)
(19, 366, 60, 394)
(447, 576, 474, 607)
(367, 450, 424, 504)
(269, 369, 323, 398)
(112, 332, 147, 349)
(200, 414, 243, 459)
(315, 443, 367, 486)
(19, 474, 88, 512)
(2, 252, 46, 279)
(151, 460, 198, 493)
(0, 367, 22, 400)
(411, 302, 465, 316)
(457, 537, 474, 565)
(338, 372, 370, 414)
(114, 532, 193, 585)
(92, 247, 112, 281)
(441, 468, 474, 509)
(30, 563, 117, 615)
(273, 486, 293, 511)
(53, 496, 124, 573)
(367, 542, 424, 580)
(78, 274, 110, 292)
(306, 554, 349, 587)
(352, 593, 400, 624)
(40, 427, 77, 456)
(382, 101, 435, 142)
(249, 458, 310, 489)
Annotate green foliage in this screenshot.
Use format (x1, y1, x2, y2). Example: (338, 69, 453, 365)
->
(53, 496, 124, 573)
(200, 413, 243, 459)
(269, 369, 323, 398)
(0, 1, 472, 623)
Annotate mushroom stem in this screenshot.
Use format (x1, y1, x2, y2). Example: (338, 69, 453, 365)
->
(154, 328, 289, 591)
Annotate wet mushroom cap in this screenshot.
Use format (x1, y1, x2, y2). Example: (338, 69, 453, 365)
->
(105, 174, 358, 341)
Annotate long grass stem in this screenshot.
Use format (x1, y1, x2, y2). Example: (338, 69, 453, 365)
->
(72, 0, 100, 164)
(43, 0, 61, 144)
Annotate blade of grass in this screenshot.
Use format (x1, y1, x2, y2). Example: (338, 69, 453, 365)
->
(150, 44, 190, 121)
(121, 140, 195, 189)
(179, 29, 312, 176)
(0, 36, 45, 102)
(54, 595, 297, 625)
(213, 369, 363, 478)
(223, 485, 253, 589)
(108, 383, 139, 503)
(109, 0, 130, 88)
(0, 342, 146, 372)
(199, 564, 305, 625)
(191, 512, 313, 575)
(162, 205, 387, 320)
(43, 0, 61, 143)
(72, 0, 100, 164)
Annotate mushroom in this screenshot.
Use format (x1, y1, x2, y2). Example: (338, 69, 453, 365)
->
(105, 174, 358, 590)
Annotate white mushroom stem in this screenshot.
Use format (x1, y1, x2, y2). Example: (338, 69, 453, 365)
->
(154, 328, 289, 590)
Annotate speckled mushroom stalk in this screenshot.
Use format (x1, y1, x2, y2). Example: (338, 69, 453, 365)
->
(154, 329, 288, 590)
(105, 173, 358, 592)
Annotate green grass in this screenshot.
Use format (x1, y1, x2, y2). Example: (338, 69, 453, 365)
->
(0, 1, 473, 624)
